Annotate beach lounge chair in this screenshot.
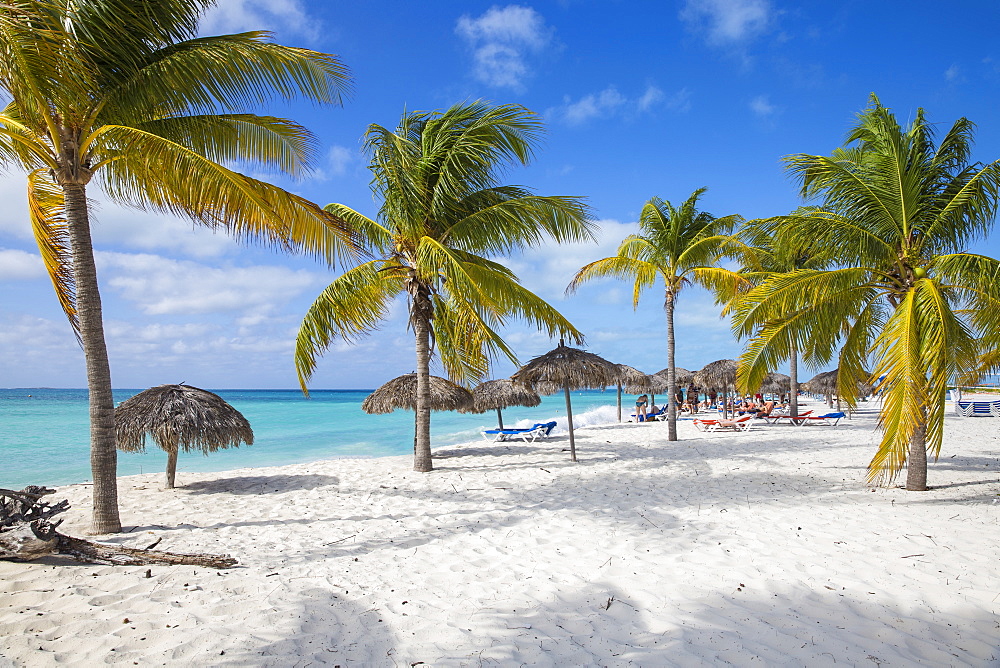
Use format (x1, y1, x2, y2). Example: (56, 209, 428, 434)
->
(753, 401, 776, 419)
(528, 421, 557, 439)
(716, 415, 755, 431)
(629, 407, 665, 422)
(764, 410, 813, 425)
(481, 421, 557, 442)
(692, 415, 754, 432)
(796, 411, 845, 426)
(955, 400, 1000, 417)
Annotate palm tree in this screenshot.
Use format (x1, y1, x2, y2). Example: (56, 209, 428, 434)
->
(567, 188, 744, 441)
(727, 214, 831, 417)
(0, 1, 354, 533)
(732, 95, 1000, 490)
(294, 101, 594, 472)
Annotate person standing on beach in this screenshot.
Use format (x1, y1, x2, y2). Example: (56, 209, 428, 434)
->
(635, 394, 649, 421)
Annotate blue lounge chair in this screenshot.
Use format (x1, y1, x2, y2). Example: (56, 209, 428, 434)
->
(955, 400, 1000, 417)
(630, 407, 666, 422)
(481, 421, 557, 442)
(797, 411, 846, 426)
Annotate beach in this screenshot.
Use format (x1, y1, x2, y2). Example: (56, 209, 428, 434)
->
(1, 399, 998, 666)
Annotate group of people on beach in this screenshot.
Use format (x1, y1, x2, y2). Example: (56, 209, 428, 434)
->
(633, 393, 790, 422)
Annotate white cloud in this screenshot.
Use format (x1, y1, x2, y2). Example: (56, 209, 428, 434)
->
(560, 87, 627, 124)
(456, 5, 552, 89)
(0, 173, 240, 258)
(681, 0, 772, 45)
(945, 65, 961, 82)
(326, 145, 356, 177)
(0, 174, 29, 240)
(89, 204, 240, 258)
(637, 85, 665, 112)
(664, 87, 693, 113)
(499, 218, 639, 300)
(96, 251, 325, 316)
(200, 0, 320, 42)
(549, 85, 677, 125)
(0, 249, 45, 280)
(0, 313, 79, 372)
(749, 94, 777, 117)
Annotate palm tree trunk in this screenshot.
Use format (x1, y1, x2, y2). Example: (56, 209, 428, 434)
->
(905, 417, 929, 491)
(413, 308, 433, 473)
(64, 183, 121, 535)
(564, 384, 576, 462)
(789, 341, 799, 418)
(165, 449, 178, 489)
(665, 292, 678, 441)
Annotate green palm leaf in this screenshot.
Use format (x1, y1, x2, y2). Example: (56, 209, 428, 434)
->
(296, 101, 593, 472)
(735, 94, 1000, 489)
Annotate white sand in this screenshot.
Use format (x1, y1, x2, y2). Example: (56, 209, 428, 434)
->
(2, 399, 999, 666)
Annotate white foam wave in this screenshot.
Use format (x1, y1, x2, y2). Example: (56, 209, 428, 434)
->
(508, 404, 620, 435)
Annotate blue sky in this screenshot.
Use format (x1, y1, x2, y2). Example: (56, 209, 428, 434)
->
(3, 0, 1000, 389)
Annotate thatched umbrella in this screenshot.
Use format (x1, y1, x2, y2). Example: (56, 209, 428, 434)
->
(362, 374, 474, 414)
(626, 372, 669, 408)
(658, 366, 698, 410)
(472, 378, 541, 430)
(694, 359, 738, 418)
(806, 370, 838, 407)
(511, 340, 619, 461)
(615, 364, 650, 422)
(115, 384, 254, 489)
(656, 367, 693, 385)
(761, 372, 791, 397)
(804, 368, 870, 410)
(363, 373, 474, 460)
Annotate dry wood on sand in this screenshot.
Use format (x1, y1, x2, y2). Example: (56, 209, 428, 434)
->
(0, 486, 236, 568)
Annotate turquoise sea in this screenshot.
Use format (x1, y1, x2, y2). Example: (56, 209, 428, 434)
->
(0, 388, 627, 489)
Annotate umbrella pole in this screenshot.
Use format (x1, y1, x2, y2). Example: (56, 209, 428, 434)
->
(165, 448, 178, 489)
(564, 384, 576, 462)
(617, 383, 622, 422)
(496, 407, 504, 431)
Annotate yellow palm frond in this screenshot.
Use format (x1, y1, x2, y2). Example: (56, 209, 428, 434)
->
(92, 125, 359, 266)
(27, 169, 78, 337)
(294, 260, 406, 392)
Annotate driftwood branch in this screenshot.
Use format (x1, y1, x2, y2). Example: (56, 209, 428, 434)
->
(0, 487, 236, 568)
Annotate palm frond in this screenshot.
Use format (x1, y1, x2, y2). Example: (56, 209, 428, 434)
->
(27, 169, 78, 337)
(105, 33, 351, 121)
(134, 114, 317, 176)
(294, 261, 405, 392)
(93, 125, 359, 266)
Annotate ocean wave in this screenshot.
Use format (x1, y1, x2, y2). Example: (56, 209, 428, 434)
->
(506, 404, 621, 434)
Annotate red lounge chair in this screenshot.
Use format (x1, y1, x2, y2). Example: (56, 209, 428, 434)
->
(693, 415, 754, 432)
(796, 412, 845, 426)
(764, 410, 813, 425)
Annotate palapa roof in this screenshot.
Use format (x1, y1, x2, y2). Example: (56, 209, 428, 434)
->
(805, 370, 837, 394)
(362, 373, 474, 414)
(115, 384, 253, 455)
(694, 359, 738, 391)
(616, 364, 663, 394)
(616, 364, 649, 387)
(624, 371, 669, 395)
(760, 372, 791, 394)
(511, 341, 619, 391)
(471, 378, 541, 413)
(805, 368, 871, 396)
(655, 367, 694, 385)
